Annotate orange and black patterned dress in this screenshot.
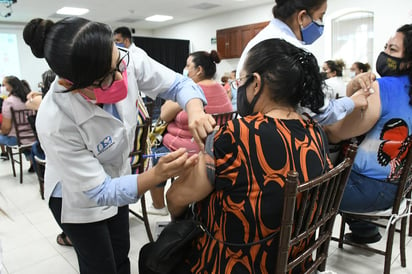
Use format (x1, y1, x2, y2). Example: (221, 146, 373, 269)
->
(180, 112, 329, 274)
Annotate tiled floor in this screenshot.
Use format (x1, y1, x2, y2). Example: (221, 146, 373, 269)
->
(0, 158, 412, 274)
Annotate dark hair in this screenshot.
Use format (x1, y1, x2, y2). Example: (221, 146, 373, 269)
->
(244, 38, 325, 113)
(397, 24, 412, 105)
(41, 69, 56, 95)
(325, 59, 345, 77)
(113, 26, 132, 40)
(273, 0, 326, 20)
(21, 79, 31, 94)
(4, 76, 28, 103)
(23, 17, 113, 90)
(189, 50, 221, 80)
(353, 62, 370, 73)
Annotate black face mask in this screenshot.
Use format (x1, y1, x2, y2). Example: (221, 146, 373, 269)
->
(376, 51, 408, 77)
(236, 76, 263, 117)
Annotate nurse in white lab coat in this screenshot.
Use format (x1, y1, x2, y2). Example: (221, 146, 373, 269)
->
(23, 16, 215, 274)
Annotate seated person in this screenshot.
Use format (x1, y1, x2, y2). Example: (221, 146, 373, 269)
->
(322, 59, 346, 99)
(140, 38, 331, 273)
(325, 24, 412, 244)
(26, 69, 56, 172)
(0, 76, 34, 170)
(349, 61, 371, 78)
(147, 50, 232, 215)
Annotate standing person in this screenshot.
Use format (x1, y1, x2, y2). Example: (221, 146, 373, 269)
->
(0, 76, 34, 169)
(113, 27, 150, 101)
(140, 38, 331, 274)
(322, 59, 346, 99)
(237, 0, 371, 125)
(148, 50, 233, 215)
(23, 16, 214, 274)
(325, 24, 412, 244)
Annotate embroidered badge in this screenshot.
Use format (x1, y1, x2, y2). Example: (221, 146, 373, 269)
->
(97, 136, 114, 154)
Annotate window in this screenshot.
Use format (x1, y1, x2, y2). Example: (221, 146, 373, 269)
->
(331, 11, 374, 78)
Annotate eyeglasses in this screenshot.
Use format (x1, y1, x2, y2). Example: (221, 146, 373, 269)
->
(94, 47, 130, 90)
(231, 75, 252, 90)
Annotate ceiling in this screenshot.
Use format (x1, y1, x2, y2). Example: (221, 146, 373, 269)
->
(0, 0, 274, 30)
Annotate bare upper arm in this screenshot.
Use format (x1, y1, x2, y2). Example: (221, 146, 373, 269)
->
(166, 152, 214, 217)
(160, 100, 182, 122)
(325, 81, 381, 142)
(1, 116, 12, 135)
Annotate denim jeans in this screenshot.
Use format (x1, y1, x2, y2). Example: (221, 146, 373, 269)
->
(30, 141, 45, 173)
(340, 171, 398, 237)
(49, 198, 131, 274)
(0, 134, 17, 146)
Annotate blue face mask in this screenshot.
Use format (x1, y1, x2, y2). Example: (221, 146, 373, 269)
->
(116, 43, 126, 48)
(301, 19, 324, 45)
(182, 69, 189, 77)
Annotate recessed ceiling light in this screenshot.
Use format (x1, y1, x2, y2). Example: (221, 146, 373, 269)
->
(145, 15, 173, 22)
(56, 7, 89, 16)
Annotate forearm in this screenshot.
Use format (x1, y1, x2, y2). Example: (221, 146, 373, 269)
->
(312, 97, 354, 125)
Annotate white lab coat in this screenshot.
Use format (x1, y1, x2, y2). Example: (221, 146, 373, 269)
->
(36, 46, 202, 223)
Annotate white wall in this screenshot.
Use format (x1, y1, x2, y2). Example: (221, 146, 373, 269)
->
(0, 24, 49, 90)
(151, 0, 412, 80)
(0, 24, 152, 90)
(152, 3, 273, 79)
(1, 1, 412, 87)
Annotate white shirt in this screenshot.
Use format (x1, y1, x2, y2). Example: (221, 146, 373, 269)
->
(237, 18, 303, 78)
(324, 77, 346, 99)
(37, 46, 206, 223)
(235, 18, 354, 125)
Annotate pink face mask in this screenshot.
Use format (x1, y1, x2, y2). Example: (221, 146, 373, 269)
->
(93, 69, 128, 104)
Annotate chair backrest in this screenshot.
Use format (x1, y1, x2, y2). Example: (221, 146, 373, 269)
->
(130, 117, 151, 174)
(276, 144, 357, 274)
(10, 107, 36, 146)
(212, 110, 238, 126)
(391, 142, 412, 214)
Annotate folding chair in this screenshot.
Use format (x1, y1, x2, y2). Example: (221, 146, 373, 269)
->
(276, 144, 357, 273)
(6, 107, 36, 184)
(212, 110, 238, 127)
(129, 117, 154, 242)
(333, 144, 412, 274)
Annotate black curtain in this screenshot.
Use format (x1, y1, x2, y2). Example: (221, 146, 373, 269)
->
(132, 36, 189, 73)
(132, 36, 190, 120)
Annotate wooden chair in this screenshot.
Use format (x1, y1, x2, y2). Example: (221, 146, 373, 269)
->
(33, 155, 46, 200)
(332, 144, 412, 274)
(212, 110, 238, 126)
(6, 107, 36, 184)
(129, 117, 154, 242)
(276, 144, 357, 274)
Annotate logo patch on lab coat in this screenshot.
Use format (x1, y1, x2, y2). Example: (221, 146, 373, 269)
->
(97, 136, 114, 154)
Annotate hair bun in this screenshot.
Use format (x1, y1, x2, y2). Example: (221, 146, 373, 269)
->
(23, 18, 54, 58)
(210, 50, 221, 64)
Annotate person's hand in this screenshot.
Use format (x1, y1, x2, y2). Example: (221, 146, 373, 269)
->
(350, 89, 370, 109)
(153, 148, 199, 182)
(346, 72, 376, 96)
(188, 111, 216, 151)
